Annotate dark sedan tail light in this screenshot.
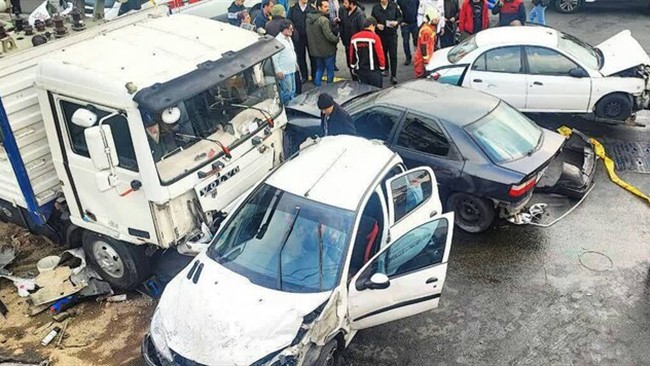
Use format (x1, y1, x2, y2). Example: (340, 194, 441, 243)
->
(509, 176, 537, 197)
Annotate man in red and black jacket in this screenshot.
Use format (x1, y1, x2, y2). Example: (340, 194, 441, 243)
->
(458, 0, 489, 38)
(349, 17, 387, 88)
(492, 0, 526, 26)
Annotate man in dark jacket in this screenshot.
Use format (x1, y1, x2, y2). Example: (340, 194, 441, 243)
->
(371, 0, 402, 85)
(350, 17, 386, 88)
(339, 0, 365, 80)
(289, 0, 317, 84)
(266, 4, 299, 40)
(397, 0, 418, 66)
(441, 0, 459, 47)
(254, 0, 275, 29)
(306, 0, 340, 86)
(318, 93, 356, 136)
(492, 0, 525, 26)
(227, 0, 246, 26)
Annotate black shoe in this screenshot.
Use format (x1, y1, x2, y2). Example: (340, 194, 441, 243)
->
(382, 70, 389, 77)
(334, 66, 339, 71)
(391, 77, 397, 85)
(403, 58, 411, 66)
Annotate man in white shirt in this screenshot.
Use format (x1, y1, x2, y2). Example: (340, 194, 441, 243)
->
(272, 20, 298, 104)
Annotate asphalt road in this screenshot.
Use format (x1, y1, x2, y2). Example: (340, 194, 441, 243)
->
(10, 1, 650, 364)
(340, 5, 650, 366)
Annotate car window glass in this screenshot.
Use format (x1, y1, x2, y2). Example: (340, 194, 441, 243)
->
(526, 46, 579, 75)
(60, 100, 138, 171)
(434, 66, 467, 86)
(349, 192, 384, 277)
(365, 218, 449, 278)
(397, 114, 451, 157)
(473, 47, 522, 73)
(351, 107, 402, 141)
(390, 170, 432, 222)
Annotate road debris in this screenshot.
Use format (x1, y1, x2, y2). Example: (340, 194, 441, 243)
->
(0, 298, 7, 318)
(52, 309, 77, 322)
(32, 321, 54, 335)
(0, 245, 16, 269)
(30, 267, 85, 306)
(105, 294, 127, 303)
(55, 319, 69, 348)
(41, 326, 61, 346)
(49, 295, 79, 315)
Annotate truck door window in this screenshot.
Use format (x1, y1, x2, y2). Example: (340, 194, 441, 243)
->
(60, 100, 138, 171)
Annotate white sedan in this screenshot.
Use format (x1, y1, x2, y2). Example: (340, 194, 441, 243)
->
(426, 26, 650, 121)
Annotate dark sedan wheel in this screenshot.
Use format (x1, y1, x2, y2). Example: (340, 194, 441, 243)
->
(595, 93, 633, 121)
(448, 193, 495, 233)
(555, 0, 581, 13)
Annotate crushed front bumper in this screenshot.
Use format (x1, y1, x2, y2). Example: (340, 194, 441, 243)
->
(142, 334, 173, 366)
(534, 129, 596, 199)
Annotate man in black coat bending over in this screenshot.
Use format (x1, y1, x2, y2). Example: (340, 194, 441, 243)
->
(318, 93, 357, 136)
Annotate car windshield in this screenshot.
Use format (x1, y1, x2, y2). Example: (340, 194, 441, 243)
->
(448, 35, 478, 64)
(557, 31, 600, 70)
(464, 102, 542, 163)
(139, 59, 282, 184)
(206, 184, 355, 293)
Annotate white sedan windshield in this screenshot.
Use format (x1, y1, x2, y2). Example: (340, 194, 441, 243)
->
(207, 184, 355, 293)
(557, 31, 600, 70)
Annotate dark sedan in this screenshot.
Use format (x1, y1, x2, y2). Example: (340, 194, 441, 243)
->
(285, 80, 596, 233)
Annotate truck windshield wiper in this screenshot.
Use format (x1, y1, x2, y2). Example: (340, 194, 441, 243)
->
(175, 132, 232, 159)
(276, 207, 300, 291)
(231, 103, 275, 128)
(160, 146, 184, 161)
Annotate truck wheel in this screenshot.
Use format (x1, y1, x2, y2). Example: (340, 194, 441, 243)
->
(447, 193, 495, 234)
(315, 339, 341, 366)
(555, 0, 582, 13)
(82, 231, 150, 290)
(595, 93, 633, 121)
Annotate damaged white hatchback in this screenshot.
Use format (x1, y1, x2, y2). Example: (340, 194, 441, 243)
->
(142, 136, 455, 365)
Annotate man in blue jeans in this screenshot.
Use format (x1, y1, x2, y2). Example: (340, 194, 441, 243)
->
(306, 0, 340, 86)
(397, 0, 419, 66)
(272, 21, 298, 104)
(528, 0, 547, 25)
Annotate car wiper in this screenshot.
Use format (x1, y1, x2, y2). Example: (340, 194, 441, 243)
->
(276, 207, 301, 291)
(231, 103, 275, 128)
(255, 191, 282, 240)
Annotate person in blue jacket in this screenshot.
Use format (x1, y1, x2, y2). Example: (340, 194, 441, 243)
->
(227, 0, 247, 26)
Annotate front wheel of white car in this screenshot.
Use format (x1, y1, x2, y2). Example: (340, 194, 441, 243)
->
(554, 0, 581, 13)
(315, 339, 342, 366)
(595, 93, 633, 121)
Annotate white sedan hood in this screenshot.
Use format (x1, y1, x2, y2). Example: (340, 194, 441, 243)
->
(597, 30, 650, 76)
(155, 253, 331, 365)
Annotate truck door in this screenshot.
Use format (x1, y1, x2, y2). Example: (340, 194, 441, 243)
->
(52, 95, 158, 244)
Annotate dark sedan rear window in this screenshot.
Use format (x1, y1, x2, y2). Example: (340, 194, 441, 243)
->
(465, 102, 542, 163)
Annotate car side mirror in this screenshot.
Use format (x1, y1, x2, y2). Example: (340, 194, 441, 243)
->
(363, 273, 390, 290)
(569, 68, 587, 78)
(85, 125, 118, 171)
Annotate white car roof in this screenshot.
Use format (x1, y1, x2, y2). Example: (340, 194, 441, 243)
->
(266, 136, 396, 211)
(475, 26, 559, 49)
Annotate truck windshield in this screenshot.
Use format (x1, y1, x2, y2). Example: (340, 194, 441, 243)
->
(139, 59, 282, 184)
(207, 184, 355, 293)
(464, 102, 542, 163)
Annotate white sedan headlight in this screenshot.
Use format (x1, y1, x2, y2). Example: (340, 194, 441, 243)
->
(150, 307, 173, 362)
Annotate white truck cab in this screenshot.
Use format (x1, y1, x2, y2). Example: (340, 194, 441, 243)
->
(0, 8, 287, 289)
(143, 136, 455, 365)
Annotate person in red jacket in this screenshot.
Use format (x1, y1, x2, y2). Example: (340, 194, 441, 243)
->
(458, 0, 489, 40)
(413, 8, 439, 78)
(349, 17, 387, 88)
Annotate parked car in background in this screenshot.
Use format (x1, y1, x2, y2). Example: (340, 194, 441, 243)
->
(181, 0, 261, 23)
(286, 80, 596, 233)
(426, 26, 650, 122)
(553, 0, 650, 13)
(143, 136, 455, 365)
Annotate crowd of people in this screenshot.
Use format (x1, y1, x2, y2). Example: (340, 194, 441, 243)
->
(227, 0, 547, 107)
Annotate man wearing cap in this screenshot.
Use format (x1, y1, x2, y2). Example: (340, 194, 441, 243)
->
(254, 0, 275, 30)
(317, 93, 356, 136)
(272, 20, 298, 104)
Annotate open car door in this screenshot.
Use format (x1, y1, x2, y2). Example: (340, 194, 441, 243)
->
(385, 167, 443, 239)
(348, 213, 454, 330)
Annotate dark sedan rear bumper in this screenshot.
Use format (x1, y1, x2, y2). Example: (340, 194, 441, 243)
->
(534, 129, 596, 198)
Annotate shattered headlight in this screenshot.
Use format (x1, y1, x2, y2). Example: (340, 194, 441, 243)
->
(150, 307, 173, 362)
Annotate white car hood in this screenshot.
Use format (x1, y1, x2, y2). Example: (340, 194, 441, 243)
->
(425, 47, 454, 71)
(597, 30, 650, 76)
(155, 253, 331, 365)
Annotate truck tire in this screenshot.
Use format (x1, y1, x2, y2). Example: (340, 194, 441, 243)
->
(554, 0, 582, 13)
(314, 339, 342, 366)
(82, 231, 150, 290)
(447, 193, 495, 234)
(595, 93, 633, 121)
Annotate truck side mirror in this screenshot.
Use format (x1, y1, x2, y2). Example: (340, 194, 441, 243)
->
(84, 125, 118, 171)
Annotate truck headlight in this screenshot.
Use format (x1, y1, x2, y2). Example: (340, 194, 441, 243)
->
(150, 308, 173, 361)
